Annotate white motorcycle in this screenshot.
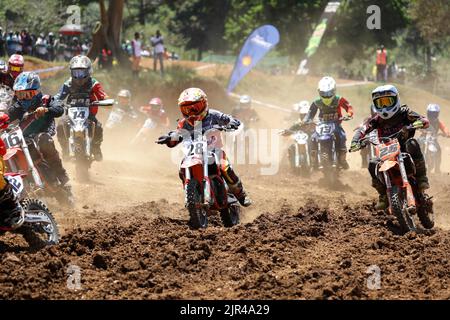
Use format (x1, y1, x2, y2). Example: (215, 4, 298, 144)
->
(280, 127, 311, 176)
(66, 99, 114, 180)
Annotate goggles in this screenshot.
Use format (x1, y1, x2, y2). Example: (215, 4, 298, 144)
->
(9, 65, 23, 72)
(71, 69, 89, 79)
(374, 96, 396, 109)
(180, 101, 205, 117)
(15, 90, 39, 101)
(319, 90, 335, 99)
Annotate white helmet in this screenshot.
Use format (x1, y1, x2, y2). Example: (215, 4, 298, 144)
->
(69, 55, 93, 85)
(372, 85, 401, 120)
(239, 95, 252, 108)
(318, 76, 336, 106)
(118, 89, 131, 99)
(293, 100, 310, 116)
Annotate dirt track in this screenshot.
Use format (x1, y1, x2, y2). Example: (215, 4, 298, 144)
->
(1, 61, 450, 299)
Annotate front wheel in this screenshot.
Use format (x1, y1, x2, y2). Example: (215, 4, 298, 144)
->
(75, 154, 90, 182)
(18, 198, 60, 248)
(185, 179, 208, 229)
(220, 203, 240, 228)
(389, 186, 416, 234)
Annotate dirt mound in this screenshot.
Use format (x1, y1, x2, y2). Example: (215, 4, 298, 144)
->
(1, 199, 450, 300)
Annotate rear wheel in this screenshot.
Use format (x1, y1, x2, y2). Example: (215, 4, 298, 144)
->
(220, 203, 240, 228)
(417, 194, 434, 229)
(186, 179, 208, 229)
(18, 199, 60, 248)
(389, 186, 416, 234)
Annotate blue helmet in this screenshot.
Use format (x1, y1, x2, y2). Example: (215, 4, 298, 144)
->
(426, 103, 440, 121)
(13, 72, 42, 110)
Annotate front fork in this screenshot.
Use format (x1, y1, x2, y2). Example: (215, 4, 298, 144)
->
(383, 154, 416, 212)
(21, 140, 44, 189)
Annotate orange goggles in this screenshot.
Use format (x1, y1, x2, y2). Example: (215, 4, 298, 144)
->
(374, 96, 396, 109)
(10, 65, 23, 72)
(15, 90, 39, 100)
(180, 101, 205, 116)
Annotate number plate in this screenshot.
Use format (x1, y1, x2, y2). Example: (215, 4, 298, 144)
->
(68, 107, 89, 121)
(377, 141, 400, 160)
(5, 175, 24, 195)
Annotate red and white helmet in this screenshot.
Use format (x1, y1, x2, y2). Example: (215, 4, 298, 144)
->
(178, 88, 208, 124)
(8, 54, 24, 79)
(149, 97, 163, 108)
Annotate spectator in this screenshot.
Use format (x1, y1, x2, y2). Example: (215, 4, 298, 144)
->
(131, 32, 142, 78)
(0, 28, 5, 57)
(376, 45, 388, 82)
(35, 33, 48, 60)
(56, 37, 66, 62)
(81, 39, 90, 56)
(150, 30, 164, 75)
(71, 37, 82, 56)
(14, 31, 23, 54)
(21, 30, 32, 55)
(63, 38, 73, 61)
(99, 46, 113, 69)
(47, 32, 56, 61)
(6, 31, 17, 56)
(163, 48, 170, 60)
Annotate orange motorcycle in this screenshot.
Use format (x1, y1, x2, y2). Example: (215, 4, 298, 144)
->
(352, 126, 434, 233)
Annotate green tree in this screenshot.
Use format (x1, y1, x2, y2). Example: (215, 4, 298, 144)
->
(167, 0, 231, 60)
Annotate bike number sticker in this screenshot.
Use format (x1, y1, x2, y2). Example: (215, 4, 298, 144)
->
(319, 125, 332, 135)
(5, 176, 24, 194)
(6, 131, 22, 147)
(379, 144, 399, 158)
(72, 111, 87, 119)
(193, 142, 205, 155)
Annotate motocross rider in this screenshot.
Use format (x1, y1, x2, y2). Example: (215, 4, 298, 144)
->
(350, 85, 430, 210)
(418, 103, 450, 173)
(359, 104, 377, 168)
(114, 89, 139, 125)
(0, 113, 24, 230)
(140, 97, 170, 128)
(231, 95, 259, 124)
(7, 72, 74, 205)
(0, 54, 24, 89)
(281, 101, 317, 169)
(132, 98, 170, 143)
(156, 88, 252, 207)
(56, 55, 108, 161)
(304, 76, 354, 170)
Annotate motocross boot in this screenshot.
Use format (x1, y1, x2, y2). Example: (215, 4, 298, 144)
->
(415, 159, 430, 191)
(0, 183, 24, 230)
(92, 144, 103, 161)
(310, 150, 319, 171)
(228, 180, 252, 207)
(338, 150, 350, 170)
(372, 178, 388, 211)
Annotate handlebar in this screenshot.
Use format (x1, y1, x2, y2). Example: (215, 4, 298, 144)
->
(350, 125, 414, 152)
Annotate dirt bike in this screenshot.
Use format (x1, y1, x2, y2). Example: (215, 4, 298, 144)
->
(65, 99, 114, 180)
(105, 105, 140, 130)
(351, 126, 434, 233)
(1, 143, 60, 246)
(280, 125, 311, 177)
(0, 84, 14, 112)
(314, 117, 351, 184)
(418, 129, 443, 174)
(159, 125, 241, 229)
(1, 114, 72, 204)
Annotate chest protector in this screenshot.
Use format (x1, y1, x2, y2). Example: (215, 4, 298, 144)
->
(317, 96, 340, 122)
(66, 80, 93, 108)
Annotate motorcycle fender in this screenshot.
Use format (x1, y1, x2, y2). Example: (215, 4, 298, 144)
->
(379, 160, 397, 172)
(3, 147, 19, 161)
(318, 134, 333, 141)
(181, 155, 203, 168)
